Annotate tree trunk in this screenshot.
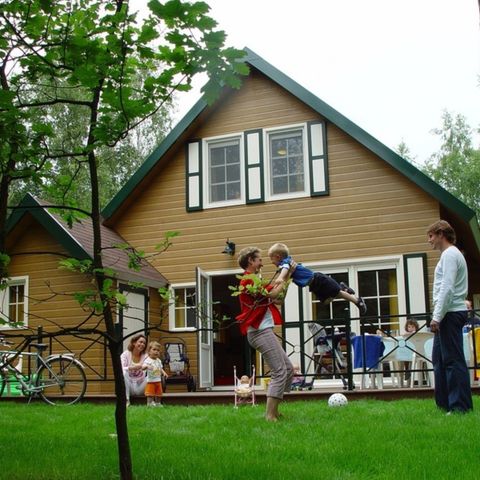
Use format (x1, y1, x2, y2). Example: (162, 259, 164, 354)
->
(87, 95, 133, 478)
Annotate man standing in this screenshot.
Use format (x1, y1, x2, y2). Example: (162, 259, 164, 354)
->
(427, 220, 472, 413)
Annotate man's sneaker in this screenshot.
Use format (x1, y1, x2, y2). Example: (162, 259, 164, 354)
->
(339, 282, 356, 295)
(357, 297, 367, 316)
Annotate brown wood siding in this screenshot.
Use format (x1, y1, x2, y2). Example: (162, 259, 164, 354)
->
(111, 71, 445, 382)
(114, 71, 440, 281)
(6, 220, 111, 394)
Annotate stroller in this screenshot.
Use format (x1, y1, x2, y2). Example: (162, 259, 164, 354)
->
(233, 365, 256, 408)
(162, 340, 196, 392)
(301, 323, 348, 390)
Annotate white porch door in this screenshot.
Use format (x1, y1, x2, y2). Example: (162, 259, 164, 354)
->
(119, 287, 147, 351)
(196, 267, 213, 388)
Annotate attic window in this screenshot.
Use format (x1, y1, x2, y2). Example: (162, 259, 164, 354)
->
(185, 121, 328, 212)
(206, 137, 243, 206)
(268, 129, 305, 196)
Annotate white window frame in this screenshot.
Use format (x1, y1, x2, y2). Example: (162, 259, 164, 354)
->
(168, 283, 197, 332)
(0, 276, 29, 329)
(302, 256, 406, 334)
(264, 123, 310, 201)
(203, 133, 245, 209)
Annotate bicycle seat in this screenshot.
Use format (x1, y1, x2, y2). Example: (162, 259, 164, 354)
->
(30, 343, 48, 351)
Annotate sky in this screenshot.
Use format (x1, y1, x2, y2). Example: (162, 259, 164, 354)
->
(134, 0, 480, 164)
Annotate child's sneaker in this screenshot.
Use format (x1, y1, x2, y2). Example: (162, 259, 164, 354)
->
(356, 297, 367, 316)
(339, 282, 356, 295)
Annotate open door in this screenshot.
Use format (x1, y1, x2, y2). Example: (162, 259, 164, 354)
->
(196, 267, 213, 388)
(118, 285, 148, 351)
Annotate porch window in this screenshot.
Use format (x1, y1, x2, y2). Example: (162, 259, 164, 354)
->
(308, 264, 400, 334)
(169, 286, 196, 331)
(358, 268, 399, 334)
(312, 271, 350, 321)
(268, 129, 306, 197)
(0, 276, 28, 329)
(207, 138, 242, 205)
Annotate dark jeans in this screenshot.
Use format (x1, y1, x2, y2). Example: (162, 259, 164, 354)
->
(432, 310, 473, 412)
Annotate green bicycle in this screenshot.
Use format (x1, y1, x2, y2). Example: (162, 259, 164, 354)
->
(0, 338, 87, 405)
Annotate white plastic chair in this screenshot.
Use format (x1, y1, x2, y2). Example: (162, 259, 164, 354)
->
(423, 335, 474, 387)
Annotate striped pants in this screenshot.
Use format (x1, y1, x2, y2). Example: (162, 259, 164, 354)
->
(247, 327, 294, 399)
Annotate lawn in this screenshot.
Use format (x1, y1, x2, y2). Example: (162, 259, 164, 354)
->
(1, 397, 479, 480)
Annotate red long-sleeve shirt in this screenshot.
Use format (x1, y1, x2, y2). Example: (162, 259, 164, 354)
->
(235, 272, 283, 335)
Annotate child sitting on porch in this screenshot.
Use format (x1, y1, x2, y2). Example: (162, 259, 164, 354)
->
(291, 364, 305, 390)
(268, 243, 367, 315)
(235, 374, 253, 404)
(403, 318, 419, 382)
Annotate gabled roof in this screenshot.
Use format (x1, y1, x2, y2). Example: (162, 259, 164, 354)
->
(101, 47, 480, 251)
(7, 194, 167, 288)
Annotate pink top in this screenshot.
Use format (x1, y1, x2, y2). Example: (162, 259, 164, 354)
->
(120, 350, 147, 381)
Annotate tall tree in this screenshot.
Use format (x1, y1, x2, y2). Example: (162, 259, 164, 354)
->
(0, 1, 247, 478)
(423, 110, 480, 217)
(7, 83, 175, 210)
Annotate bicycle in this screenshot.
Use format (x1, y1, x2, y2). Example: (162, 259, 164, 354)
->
(0, 337, 87, 405)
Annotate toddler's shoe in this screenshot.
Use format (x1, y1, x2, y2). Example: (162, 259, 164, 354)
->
(356, 297, 367, 316)
(340, 282, 356, 295)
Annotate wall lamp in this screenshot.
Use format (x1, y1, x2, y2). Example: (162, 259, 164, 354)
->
(222, 239, 236, 256)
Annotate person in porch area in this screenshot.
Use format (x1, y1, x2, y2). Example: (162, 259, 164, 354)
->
(427, 220, 473, 413)
(268, 243, 367, 316)
(403, 318, 419, 382)
(464, 299, 480, 331)
(120, 334, 148, 407)
(235, 246, 294, 422)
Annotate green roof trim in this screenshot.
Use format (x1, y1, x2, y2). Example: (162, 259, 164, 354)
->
(101, 47, 480, 252)
(102, 97, 208, 220)
(6, 193, 91, 260)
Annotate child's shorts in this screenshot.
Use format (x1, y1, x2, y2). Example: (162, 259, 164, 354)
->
(308, 272, 340, 302)
(145, 381, 163, 397)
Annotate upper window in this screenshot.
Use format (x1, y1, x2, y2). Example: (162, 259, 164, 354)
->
(186, 121, 327, 211)
(169, 285, 196, 331)
(206, 137, 242, 207)
(268, 129, 306, 197)
(0, 276, 29, 329)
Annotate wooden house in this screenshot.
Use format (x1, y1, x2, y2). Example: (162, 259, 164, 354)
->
(3, 48, 480, 393)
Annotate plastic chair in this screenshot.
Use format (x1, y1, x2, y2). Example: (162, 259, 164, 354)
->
(381, 338, 402, 387)
(351, 335, 385, 389)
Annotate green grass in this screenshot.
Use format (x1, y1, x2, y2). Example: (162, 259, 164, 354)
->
(1, 397, 479, 479)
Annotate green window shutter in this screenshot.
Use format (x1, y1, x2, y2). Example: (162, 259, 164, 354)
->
(307, 120, 329, 196)
(403, 253, 429, 316)
(186, 139, 203, 211)
(244, 129, 264, 204)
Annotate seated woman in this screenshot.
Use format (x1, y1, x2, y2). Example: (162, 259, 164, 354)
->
(120, 334, 148, 406)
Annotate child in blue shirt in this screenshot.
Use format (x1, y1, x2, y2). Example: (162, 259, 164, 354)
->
(268, 243, 367, 315)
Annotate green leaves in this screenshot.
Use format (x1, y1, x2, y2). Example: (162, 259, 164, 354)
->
(229, 273, 270, 298)
(422, 111, 480, 217)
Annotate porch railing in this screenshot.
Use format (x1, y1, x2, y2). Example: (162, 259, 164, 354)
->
(280, 309, 480, 391)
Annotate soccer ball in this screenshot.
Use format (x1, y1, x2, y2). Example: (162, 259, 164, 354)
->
(328, 393, 348, 407)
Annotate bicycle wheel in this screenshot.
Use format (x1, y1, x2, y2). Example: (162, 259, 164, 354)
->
(36, 357, 86, 405)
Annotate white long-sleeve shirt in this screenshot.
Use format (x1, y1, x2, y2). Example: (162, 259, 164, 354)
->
(432, 245, 468, 322)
